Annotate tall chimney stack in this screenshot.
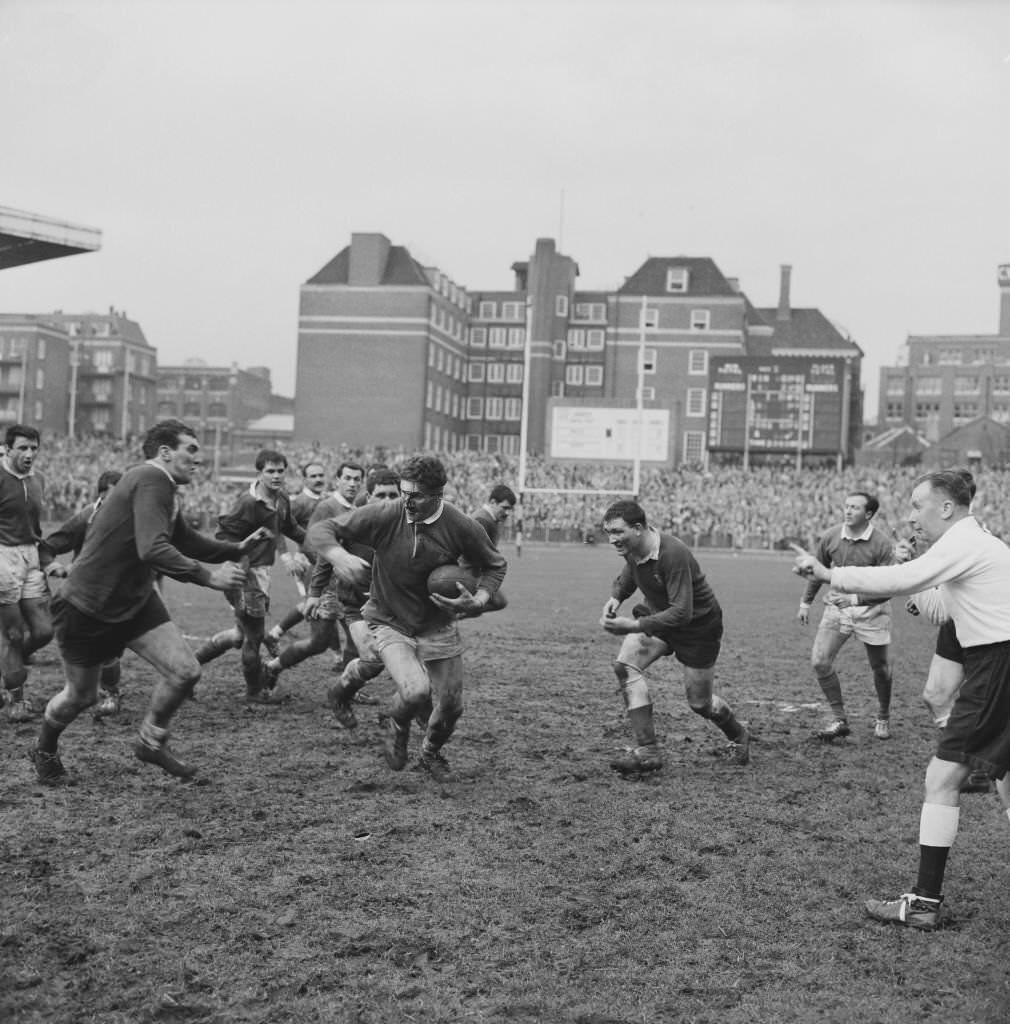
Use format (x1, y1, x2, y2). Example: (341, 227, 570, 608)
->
(777, 264, 792, 321)
(999, 264, 1010, 336)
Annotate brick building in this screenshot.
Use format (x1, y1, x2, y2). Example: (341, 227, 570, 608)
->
(0, 315, 71, 434)
(156, 360, 273, 452)
(294, 233, 863, 466)
(877, 266, 1010, 442)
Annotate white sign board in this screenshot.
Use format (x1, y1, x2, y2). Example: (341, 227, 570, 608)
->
(550, 406, 670, 461)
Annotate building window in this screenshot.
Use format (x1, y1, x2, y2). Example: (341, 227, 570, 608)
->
(688, 349, 708, 375)
(486, 397, 504, 420)
(452, 394, 460, 419)
(435, 385, 444, 412)
(466, 397, 483, 419)
(690, 309, 710, 331)
(504, 397, 522, 420)
(683, 431, 705, 463)
(426, 380, 433, 408)
(487, 363, 505, 383)
(94, 349, 113, 371)
(953, 402, 979, 423)
(35, 368, 44, 390)
(34, 400, 43, 421)
(638, 386, 655, 401)
(501, 434, 520, 455)
(478, 301, 496, 319)
(436, 348, 445, 372)
(551, 380, 565, 397)
(507, 328, 525, 348)
(641, 348, 657, 374)
(954, 376, 980, 394)
(38, 338, 46, 359)
(586, 329, 605, 350)
(465, 434, 482, 451)
(565, 365, 584, 385)
(666, 267, 689, 293)
(489, 327, 507, 348)
(642, 307, 659, 329)
(912, 376, 939, 395)
(573, 302, 606, 322)
(502, 301, 524, 321)
(993, 375, 1010, 395)
(686, 388, 707, 416)
(567, 329, 585, 350)
(469, 363, 485, 382)
(553, 340, 566, 358)
(585, 365, 603, 387)
(506, 363, 524, 384)
(938, 348, 962, 365)
(914, 401, 939, 419)
(555, 295, 568, 317)
(470, 327, 487, 347)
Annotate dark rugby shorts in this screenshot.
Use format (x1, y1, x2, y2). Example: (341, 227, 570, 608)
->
(937, 639, 1010, 779)
(53, 591, 172, 667)
(654, 605, 723, 670)
(935, 619, 964, 664)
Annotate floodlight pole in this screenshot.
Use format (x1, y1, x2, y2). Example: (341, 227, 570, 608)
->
(517, 296, 533, 497)
(634, 296, 647, 497)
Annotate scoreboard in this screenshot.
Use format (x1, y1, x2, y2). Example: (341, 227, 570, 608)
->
(707, 356, 846, 454)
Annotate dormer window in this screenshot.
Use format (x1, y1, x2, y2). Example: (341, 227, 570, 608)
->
(666, 267, 689, 293)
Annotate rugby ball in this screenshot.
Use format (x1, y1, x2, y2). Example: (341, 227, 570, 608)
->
(427, 564, 479, 598)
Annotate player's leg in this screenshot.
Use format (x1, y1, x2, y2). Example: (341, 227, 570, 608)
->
(416, 653, 463, 781)
(811, 610, 851, 739)
(262, 616, 336, 698)
(864, 642, 893, 739)
(328, 618, 384, 729)
(682, 663, 750, 763)
(371, 625, 431, 771)
(0, 601, 32, 720)
(609, 633, 669, 775)
(923, 654, 964, 728)
(19, 593, 54, 659)
(29, 662, 102, 784)
(130, 619, 204, 779)
(192, 596, 243, 666)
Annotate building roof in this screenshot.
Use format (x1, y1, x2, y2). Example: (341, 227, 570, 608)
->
(305, 245, 429, 286)
(618, 257, 739, 297)
(0, 206, 101, 270)
(755, 307, 863, 357)
(861, 425, 930, 452)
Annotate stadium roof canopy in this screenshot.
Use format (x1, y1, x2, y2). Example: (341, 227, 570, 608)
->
(0, 205, 101, 271)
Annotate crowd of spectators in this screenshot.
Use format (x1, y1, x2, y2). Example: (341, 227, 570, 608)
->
(33, 436, 1010, 550)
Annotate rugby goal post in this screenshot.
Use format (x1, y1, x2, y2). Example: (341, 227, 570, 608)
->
(516, 297, 667, 525)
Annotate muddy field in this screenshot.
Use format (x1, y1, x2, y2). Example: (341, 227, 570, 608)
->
(2, 544, 1009, 1023)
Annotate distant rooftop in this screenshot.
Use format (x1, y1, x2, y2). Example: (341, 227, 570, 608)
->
(0, 205, 102, 270)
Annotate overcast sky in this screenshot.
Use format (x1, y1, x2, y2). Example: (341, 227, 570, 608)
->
(3, 0, 1010, 421)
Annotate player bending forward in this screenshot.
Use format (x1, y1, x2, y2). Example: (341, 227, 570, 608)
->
(600, 500, 750, 776)
(28, 420, 267, 785)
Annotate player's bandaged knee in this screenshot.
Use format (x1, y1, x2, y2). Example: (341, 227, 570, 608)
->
(614, 661, 649, 709)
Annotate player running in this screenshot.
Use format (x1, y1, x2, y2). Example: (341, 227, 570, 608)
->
(600, 500, 750, 776)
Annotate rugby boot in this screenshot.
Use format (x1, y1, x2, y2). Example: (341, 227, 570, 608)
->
(8, 698, 36, 723)
(864, 892, 943, 931)
(610, 745, 663, 777)
(416, 748, 453, 782)
(326, 679, 358, 730)
(873, 718, 892, 740)
(27, 744, 70, 786)
(383, 718, 410, 771)
(262, 631, 282, 659)
(817, 718, 851, 741)
(133, 737, 197, 781)
(723, 726, 751, 766)
(93, 689, 122, 718)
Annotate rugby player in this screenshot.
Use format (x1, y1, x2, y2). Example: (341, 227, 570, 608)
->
(797, 491, 895, 741)
(192, 449, 304, 704)
(0, 425, 55, 722)
(793, 470, 1010, 930)
(308, 455, 506, 781)
(600, 500, 750, 776)
(28, 420, 266, 785)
